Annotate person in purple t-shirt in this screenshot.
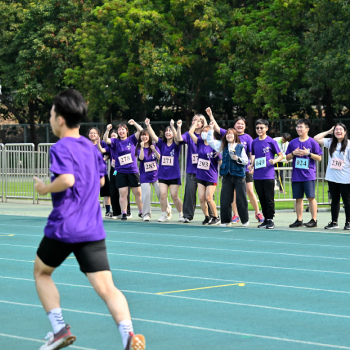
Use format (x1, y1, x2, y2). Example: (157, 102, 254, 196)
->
(286, 119, 322, 228)
(248, 119, 283, 229)
(88, 127, 111, 218)
(33, 89, 145, 350)
(187, 123, 221, 225)
(145, 118, 183, 222)
(103, 120, 143, 220)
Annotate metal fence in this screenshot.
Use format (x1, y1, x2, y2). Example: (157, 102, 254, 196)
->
(0, 142, 330, 207)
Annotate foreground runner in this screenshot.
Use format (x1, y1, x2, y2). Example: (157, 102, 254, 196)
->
(33, 89, 145, 350)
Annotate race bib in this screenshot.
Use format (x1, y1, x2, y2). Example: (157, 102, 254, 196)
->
(295, 157, 309, 169)
(255, 157, 266, 169)
(197, 158, 210, 170)
(330, 158, 344, 170)
(144, 161, 157, 172)
(118, 153, 133, 166)
(162, 156, 174, 166)
(192, 154, 198, 164)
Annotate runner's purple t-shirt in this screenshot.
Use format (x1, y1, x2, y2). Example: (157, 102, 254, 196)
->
(196, 139, 221, 183)
(110, 134, 138, 174)
(156, 139, 182, 180)
(181, 131, 201, 174)
(251, 136, 281, 180)
(137, 146, 160, 183)
(286, 137, 323, 182)
(44, 136, 106, 243)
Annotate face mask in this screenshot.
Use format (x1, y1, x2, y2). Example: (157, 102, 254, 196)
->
(201, 132, 208, 140)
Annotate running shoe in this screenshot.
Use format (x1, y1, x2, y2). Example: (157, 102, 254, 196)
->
(138, 212, 142, 218)
(344, 222, 350, 230)
(125, 332, 146, 350)
(303, 219, 317, 228)
(178, 212, 184, 222)
(158, 212, 169, 222)
(209, 217, 220, 225)
(127, 213, 133, 219)
(220, 223, 232, 227)
(105, 212, 113, 219)
(289, 219, 303, 228)
(231, 215, 240, 223)
(255, 213, 264, 223)
(324, 222, 339, 229)
(39, 325, 76, 350)
(202, 216, 212, 225)
(265, 219, 275, 229)
(258, 220, 267, 228)
(242, 221, 250, 227)
(113, 214, 121, 219)
(121, 213, 128, 221)
(143, 215, 150, 222)
(183, 217, 191, 223)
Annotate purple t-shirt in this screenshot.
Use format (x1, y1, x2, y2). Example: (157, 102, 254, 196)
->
(251, 136, 281, 180)
(182, 131, 201, 174)
(286, 137, 323, 182)
(138, 146, 160, 183)
(156, 139, 182, 180)
(110, 134, 138, 174)
(44, 136, 106, 243)
(196, 139, 221, 183)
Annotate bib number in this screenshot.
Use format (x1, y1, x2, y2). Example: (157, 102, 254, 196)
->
(192, 154, 198, 164)
(197, 158, 210, 170)
(144, 161, 157, 172)
(295, 157, 309, 169)
(255, 157, 266, 169)
(161, 156, 174, 166)
(118, 153, 133, 166)
(330, 158, 344, 170)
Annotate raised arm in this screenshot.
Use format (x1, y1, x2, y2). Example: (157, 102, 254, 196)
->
(206, 107, 221, 134)
(314, 126, 334, 146)
(103, 124, 113, 144)
(188, 122, 198, 144)
(138, 142, 145, 161)
(150, 144, 160, 160)
(145, 118, 159, 143)
(170, 119, 179, 145)
(176, 120, 183, 142)
(128, 119, 143, 139)
(96, 138, 107, 154)
(206, 122, 222, 152)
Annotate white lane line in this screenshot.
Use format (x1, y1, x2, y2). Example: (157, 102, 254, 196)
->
(0, 300, 349, 349)
(2, 241, 350, 262)
(1, 276, 350, 319)
(0, 332, 97, 349)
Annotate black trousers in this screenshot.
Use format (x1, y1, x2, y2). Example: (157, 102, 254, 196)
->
(254, 179, 275, 220)
(328, 181, 350, 223)
(220, 174, 248, 224)
(109, 167, 131, 216)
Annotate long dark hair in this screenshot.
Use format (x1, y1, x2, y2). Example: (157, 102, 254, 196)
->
(117, 123, 129, 139)
(219, 128, 241, 153)
(135, 129, 153, 156)
(159, 126, 174, 143)
(329, 123, 348, 158)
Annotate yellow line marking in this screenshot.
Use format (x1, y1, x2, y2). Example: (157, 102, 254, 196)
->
(157, 283, 245, 295)
(0, 234, 14, 237)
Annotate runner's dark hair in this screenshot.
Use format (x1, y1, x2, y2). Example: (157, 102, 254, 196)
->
(330, 123, 348, 158)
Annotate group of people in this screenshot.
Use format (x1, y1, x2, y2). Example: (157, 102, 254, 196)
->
(88, 107, 350, 230)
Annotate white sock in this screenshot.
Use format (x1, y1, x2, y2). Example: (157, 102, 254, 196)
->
(47, 308, 65, 334)
(118, 319, 134, 348)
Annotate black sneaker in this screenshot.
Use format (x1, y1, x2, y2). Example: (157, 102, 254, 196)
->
(138, 212, 142, 218)
(289, 219, 303, 228)
(265, 219, 275, 229)
(344, 222, 350, 230)
(258, 220, 267, 228)
(209, 217, 221, 225)
(202, 216, 211, 225)
(121, 213, 127, 221)
(105, 212, 113, 219)
(303, 219, 317, 228)
(324, 222, 339, 229)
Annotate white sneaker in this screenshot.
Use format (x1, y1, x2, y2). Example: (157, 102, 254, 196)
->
(178, 212, 184, 222)
(127, 213, 132, 219)
(183, 217, 191, 223)
(143, 215, 150, 221)
(113, 215, 122, 220)
(158, 212, 169, 222)
(242, 221, 250, 227)
(220, 223, 232, 227)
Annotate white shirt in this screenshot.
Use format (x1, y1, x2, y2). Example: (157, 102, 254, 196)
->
(324, 138, 350, 184)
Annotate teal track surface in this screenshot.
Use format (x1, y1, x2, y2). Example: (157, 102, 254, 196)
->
(1, 214, 350, 349)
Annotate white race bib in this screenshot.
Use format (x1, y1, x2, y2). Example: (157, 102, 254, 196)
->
(330, 158, 344, 170)
(162, 156, 174, 166)
(118, 153, 133, 166)
(144, 161, 157, 172)
(255, 157, 266, 169)
(197, 158, 210, 170)
(192, 154, 198, 164)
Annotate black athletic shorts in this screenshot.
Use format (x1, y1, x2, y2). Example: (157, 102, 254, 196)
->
(100, 174, 110, 197)
(245, 171, 253, 183)
(37, 236, 110, 274)
(158, 178, 181, 186)
(115, 172, 140, 189)
(197, 179, 217, 187)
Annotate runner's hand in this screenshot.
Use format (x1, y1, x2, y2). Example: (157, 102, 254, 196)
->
(107, 124, 112, 131)
(33, 176, 48, 195)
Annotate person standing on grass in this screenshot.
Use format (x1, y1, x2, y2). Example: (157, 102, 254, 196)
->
(103, 121, 143, 221)
(206, 108, 264, 224)
(248, 119, 283, 229)
(286, 119, 322, 228)
(33, 89, 145, 350)
(207, 122, 249, 227)
(314, 123, 350, 230)
(145, 118, 183, 222)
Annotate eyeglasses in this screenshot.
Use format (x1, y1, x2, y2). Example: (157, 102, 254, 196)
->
(256, 127, 265, 130)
